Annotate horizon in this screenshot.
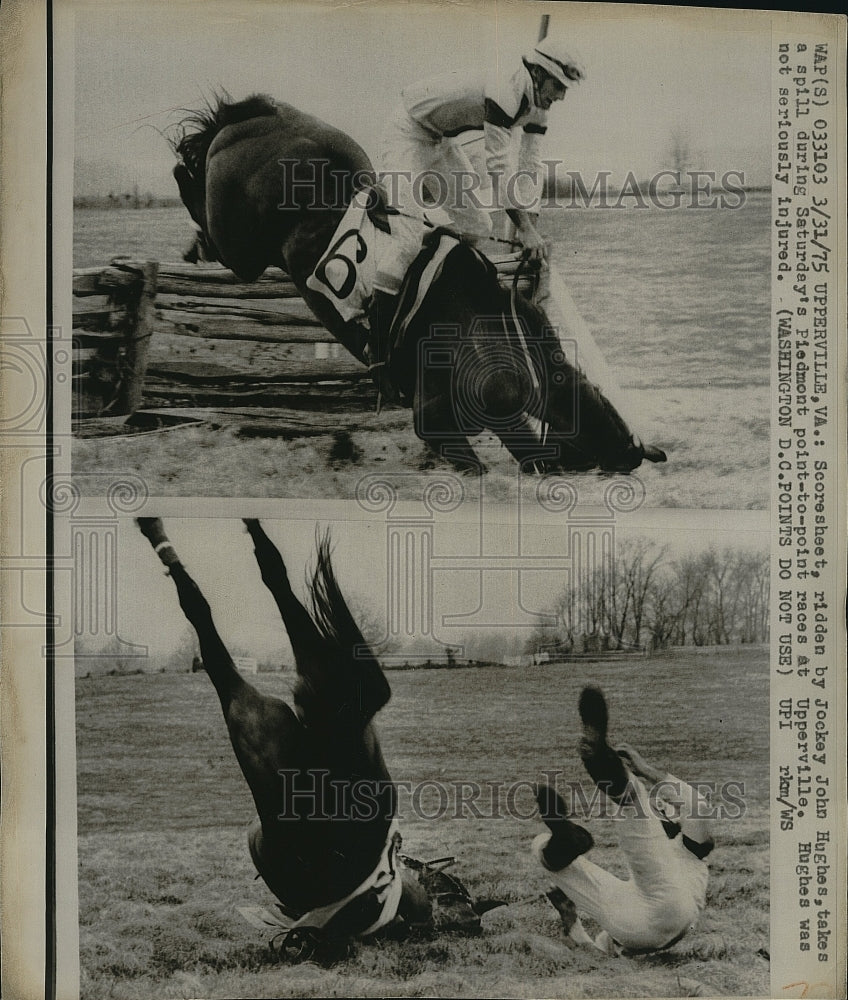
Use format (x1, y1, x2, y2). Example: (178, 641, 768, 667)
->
(75, 515, 770, 668)
(69, 1, 773, 199)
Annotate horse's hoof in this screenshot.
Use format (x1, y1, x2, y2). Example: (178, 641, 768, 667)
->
(137, 517, 167, 546)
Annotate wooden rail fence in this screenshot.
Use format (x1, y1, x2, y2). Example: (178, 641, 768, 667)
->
(72, 254, 532, 437)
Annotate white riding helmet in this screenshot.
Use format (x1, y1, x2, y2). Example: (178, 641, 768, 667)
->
(525, 38, 586, 88)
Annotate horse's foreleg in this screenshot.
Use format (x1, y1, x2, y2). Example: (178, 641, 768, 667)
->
(412, 385, 485, 473)
(302, 287, 370, 363)
(137, 518, 301, 829)
(496, 412, 565, 474)
(283, 236, 369, 363)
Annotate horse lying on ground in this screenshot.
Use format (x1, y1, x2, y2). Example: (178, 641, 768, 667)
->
(137, 518, 491, 962)
(170, 94, 666, 473)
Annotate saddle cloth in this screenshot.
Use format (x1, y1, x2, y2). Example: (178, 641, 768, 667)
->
(306, 189, 395, 323)
(238, 818, 403, 939)
(306, 192, 455, 336)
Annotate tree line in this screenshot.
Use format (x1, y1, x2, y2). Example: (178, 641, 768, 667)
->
(525, 540, 769, 656)
(76, 541, 769, 677)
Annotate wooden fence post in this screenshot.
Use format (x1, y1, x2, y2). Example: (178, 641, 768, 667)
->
(114, 260, 158, 415)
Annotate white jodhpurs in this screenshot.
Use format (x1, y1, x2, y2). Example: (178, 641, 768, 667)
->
(534, 778, 708, 952)
(375, 108, 493, 294)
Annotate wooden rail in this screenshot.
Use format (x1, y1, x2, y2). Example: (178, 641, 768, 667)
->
(72, 253, 532, 432)
(72, 259, 159, 419)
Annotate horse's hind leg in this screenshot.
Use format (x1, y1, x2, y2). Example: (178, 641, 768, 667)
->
(136, 519, 300, 827)
(244, 519, 391, 729)
(242, 519, 327, 671)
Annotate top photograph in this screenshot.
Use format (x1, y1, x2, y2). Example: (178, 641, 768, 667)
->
(66, 1, 771, 508)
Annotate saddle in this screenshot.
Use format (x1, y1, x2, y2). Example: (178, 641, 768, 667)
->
(381, 229, 496, 406)
(266, 853, 505, 965)
(398, 854, 506, 936)
(381, 232, 546, 408)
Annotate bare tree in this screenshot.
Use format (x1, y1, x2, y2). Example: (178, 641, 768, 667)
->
(668, 128, 692, 180)
(613, 539, 666, 649)
(645, 569, 679, 650)
(702, 547, 748, 645)
(552, 584, 579, 651)
(670, 553, 707, 645)
(728, 549, 769, 643)
(545, 539, 769, 655)
(581, 564, 608, 646)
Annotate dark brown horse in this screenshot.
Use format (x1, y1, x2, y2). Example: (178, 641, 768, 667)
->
(170, 94, 666, 473)
(137, 517, 436, 960)
(172, 94, 376, 365)
(392, 234, 666, 472)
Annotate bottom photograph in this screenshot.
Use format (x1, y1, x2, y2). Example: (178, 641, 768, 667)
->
(75, 513, 770, 999)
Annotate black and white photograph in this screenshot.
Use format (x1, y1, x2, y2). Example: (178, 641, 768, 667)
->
(73, 510, 771, 998)
(67, 1, 774, 508)
(0, 2, 845, 1000)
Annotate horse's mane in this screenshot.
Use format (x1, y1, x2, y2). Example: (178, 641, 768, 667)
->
(307, 533, 391, 720)
(169, 92, 279, 180)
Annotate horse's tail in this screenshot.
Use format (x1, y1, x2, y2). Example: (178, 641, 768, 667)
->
(297, 532, 391, 729)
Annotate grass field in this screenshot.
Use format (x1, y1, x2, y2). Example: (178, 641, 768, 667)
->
(77, 647, 770, 998)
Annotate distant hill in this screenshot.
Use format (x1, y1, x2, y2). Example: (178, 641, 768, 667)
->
(74, 194, 184, 209)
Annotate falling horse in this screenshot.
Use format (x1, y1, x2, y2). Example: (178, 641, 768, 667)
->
(170, 94, 666, 473)
(137, 518, 487, 960)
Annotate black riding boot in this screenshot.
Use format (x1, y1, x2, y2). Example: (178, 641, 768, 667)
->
(366, 289, 400, 405)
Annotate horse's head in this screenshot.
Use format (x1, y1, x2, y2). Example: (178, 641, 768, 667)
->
(401, 239, 663, 473)
(512, 293, 670, 471)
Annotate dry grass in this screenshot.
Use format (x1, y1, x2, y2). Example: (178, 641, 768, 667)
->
(72, 384, 768, 508)
(77, 648, 770, 998)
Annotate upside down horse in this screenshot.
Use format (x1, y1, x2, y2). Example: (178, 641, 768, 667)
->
(171, 93, 666, 473)
(137, 518, 487, 960)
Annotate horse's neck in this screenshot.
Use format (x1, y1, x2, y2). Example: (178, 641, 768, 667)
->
(280, 212, 349, 284)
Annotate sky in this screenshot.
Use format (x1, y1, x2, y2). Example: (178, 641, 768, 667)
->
(104, 510, 768, 666)
(68, 0, 773, 197)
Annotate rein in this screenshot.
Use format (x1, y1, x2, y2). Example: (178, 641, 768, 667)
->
(388, 205, 526, 251)
(506, 255, 551, 455)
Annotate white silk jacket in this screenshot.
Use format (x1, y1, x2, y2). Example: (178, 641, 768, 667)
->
(400, 60, 549, 212)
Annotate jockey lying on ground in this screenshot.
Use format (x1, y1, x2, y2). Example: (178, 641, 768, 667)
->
(532, 686, 715, 956)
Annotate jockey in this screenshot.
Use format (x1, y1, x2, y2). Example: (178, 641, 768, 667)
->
(531, 686, 715, 956)
(367, 38, 586, 388)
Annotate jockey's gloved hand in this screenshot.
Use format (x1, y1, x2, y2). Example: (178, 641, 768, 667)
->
(519, 226, 547, 263)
